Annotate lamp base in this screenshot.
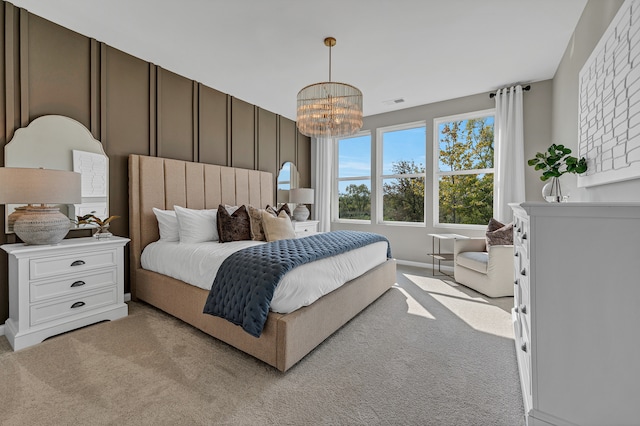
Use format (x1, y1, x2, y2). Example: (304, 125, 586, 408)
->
(7, 205, 28, 233)
(14, 206, 71, 245)
(292, 205, 310, 221)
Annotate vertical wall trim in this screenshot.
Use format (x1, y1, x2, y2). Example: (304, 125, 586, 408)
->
(148, 64, 156, 157)
(89, 38, 99, 139)
(99, 42, 107, 145)
(276, 115, 281, 169)
(253, 106, 258, 170)
(5, 3, 15, 141)
(226, 95, 232, 166)
(18, 8, 27, 127)
(156, 67, 162, 157)
(192, 81, 199, 162)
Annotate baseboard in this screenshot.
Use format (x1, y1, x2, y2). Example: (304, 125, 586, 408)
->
(395, 259, 454, 273)
(125, 292, 131, 302)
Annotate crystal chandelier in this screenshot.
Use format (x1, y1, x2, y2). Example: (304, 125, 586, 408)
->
(296, 37, 363, 138)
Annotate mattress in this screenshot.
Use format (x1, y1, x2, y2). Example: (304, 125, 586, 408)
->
(140, 237, 388, 314)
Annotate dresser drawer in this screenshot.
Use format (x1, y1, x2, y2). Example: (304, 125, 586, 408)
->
(29, 249, 117, 280)
(293, 222, 318, 235)
(30, 287, 117, 327)
(30, 268, 117, 303)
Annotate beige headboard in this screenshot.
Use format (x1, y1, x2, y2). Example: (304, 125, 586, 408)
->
(128, 154, 274, 271)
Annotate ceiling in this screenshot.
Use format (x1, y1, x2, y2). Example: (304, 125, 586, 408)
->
(9, 0, 588, 121)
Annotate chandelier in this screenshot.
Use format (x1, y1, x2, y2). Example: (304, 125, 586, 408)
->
(296, 37, 363, 138)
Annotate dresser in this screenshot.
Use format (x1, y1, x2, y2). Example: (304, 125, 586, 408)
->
(510, 202, 640, 426)
(292, 220, 319, 237)
(2, 236, 129, 350)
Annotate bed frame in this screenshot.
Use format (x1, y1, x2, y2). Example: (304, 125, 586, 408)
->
(128, 154, 396, 372)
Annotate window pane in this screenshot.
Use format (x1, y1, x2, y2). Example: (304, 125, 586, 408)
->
(438, 174, 494, 225)
(382, 177, 424, 222)
(338, 180, 371, 220)
(382, 126, 426, 175)
(338, 135, 371, 178)
(438, 117, 494, 172)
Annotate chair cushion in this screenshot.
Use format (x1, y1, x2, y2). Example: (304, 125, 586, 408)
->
(457, 251, 489, 274)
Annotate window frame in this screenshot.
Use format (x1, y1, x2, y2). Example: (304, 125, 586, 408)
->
(376, 120, 427, 226)
(432, 109, 495, 230)
(333, 130, 373, 223)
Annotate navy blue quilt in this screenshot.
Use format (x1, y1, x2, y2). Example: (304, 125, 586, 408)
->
(202, 230, 392, 337)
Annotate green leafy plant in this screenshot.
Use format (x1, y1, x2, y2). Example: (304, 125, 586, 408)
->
(527, 143, 587, 181)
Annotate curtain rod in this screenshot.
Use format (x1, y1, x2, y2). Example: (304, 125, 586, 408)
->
(489, 85, 531, 99)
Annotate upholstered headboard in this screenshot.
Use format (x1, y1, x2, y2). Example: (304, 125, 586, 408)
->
(128, 154, 274, 273)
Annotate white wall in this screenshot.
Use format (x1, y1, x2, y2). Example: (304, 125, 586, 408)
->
(330, 80, 553, 264)
(553, 0, 639, 201)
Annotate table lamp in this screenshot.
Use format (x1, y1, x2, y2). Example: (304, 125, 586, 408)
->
(0, 167, 82, 245)
(289, 188, 314, 221)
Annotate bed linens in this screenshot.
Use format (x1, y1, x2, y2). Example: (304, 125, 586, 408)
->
(140, 235, 389, 314)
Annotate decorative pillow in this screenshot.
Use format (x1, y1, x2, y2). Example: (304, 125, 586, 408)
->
(217, 204, 252, 243)
(265, 203, 292, 219)
(485, 218, 513, 246)
(262, 210, 296, 242)
(173, 205, 219, 244)
(152, 208, 179, 242)
(247, 205, 267, 241)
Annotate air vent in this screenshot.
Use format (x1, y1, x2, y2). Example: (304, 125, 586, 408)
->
(382, 98, 405, 105)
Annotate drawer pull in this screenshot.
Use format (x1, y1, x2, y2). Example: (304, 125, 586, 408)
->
(522, 233, 527, 240)
(70, 280, 86, 288)
(514, 252, 519, 257)
(70, 260, 85, 267)
(71, 301, 85, 309)
(521, 343, 527, 353)
(520, 268, 527, 276)
(520, 305, 527, 314)
(514, 279, 519, 286)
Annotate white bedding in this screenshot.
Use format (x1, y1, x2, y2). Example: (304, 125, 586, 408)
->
(140, 237, 388, 314)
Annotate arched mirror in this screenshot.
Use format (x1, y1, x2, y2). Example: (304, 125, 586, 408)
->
(4, 115, 109, 233)
(276, 161, 299, 204)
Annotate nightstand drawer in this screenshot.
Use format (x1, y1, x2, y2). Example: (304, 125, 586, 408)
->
(30, 287, 117, 327)
(29, 249, 117, 280)
(30, 268, 118, 303)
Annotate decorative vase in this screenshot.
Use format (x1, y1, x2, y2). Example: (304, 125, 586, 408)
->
(541, 177, 565, 202)
(93, 224, 112, 239)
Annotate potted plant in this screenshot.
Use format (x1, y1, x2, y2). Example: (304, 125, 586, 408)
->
(76, 213, 120, 238)
(527, 143, 587, 202)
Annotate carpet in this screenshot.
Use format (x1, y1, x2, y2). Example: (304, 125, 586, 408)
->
(0, 265, 524, 425)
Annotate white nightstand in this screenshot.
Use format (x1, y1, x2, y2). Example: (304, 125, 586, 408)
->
(1, 236, 129, 351)
(292, 220, 319, 237)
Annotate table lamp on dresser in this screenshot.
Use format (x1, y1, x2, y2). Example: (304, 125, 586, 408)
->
(289, 188, 314, 221)
(0, 167, 81, 245)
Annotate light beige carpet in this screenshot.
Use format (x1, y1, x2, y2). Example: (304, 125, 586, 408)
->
(0, 266, 524, 425)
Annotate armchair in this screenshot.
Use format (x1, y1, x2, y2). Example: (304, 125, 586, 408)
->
(453, 238, 514, 298)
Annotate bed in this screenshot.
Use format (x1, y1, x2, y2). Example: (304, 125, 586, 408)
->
(128, 154, 396, 371)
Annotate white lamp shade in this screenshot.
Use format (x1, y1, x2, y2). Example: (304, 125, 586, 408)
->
(289, 188, 314, 205)
(0, 167, 82, 204)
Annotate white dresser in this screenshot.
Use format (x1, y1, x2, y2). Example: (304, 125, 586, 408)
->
(292, 220, 319, 237)
(2, 236, 129, 350)
(510, 202, 640, 426)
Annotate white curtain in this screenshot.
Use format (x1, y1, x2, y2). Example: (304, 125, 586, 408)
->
(311, 137, 333, 232)
(493, 85, 526, 223)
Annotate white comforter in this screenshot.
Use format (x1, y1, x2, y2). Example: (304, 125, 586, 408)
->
(140, 237, 388, 314)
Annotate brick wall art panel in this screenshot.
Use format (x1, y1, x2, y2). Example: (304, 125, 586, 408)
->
(578, 0, 640, 187)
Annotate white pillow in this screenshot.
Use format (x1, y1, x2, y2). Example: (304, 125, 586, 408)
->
(224, 204, 241, 214)
(173, 205, 219, 243)
(152, 208, 179, 242)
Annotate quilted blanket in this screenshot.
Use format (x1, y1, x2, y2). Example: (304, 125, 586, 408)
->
(202, 230, 391, 337)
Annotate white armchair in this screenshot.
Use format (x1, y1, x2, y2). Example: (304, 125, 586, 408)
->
(453, 238, 514, 298)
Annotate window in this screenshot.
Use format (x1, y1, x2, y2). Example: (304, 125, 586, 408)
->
(336, 133, 371, 220)
(378, 122, 426, 223)
(434, 110, 495, 227)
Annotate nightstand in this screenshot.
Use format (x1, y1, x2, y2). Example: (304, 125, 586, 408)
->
(1, 236, 129, 351)
(292, 220, 319, 237)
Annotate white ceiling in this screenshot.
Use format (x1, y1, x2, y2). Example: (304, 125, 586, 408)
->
(9, 0, 588, 121)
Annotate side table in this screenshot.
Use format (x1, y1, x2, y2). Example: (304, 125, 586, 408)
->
(427, 233, 468, 278)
